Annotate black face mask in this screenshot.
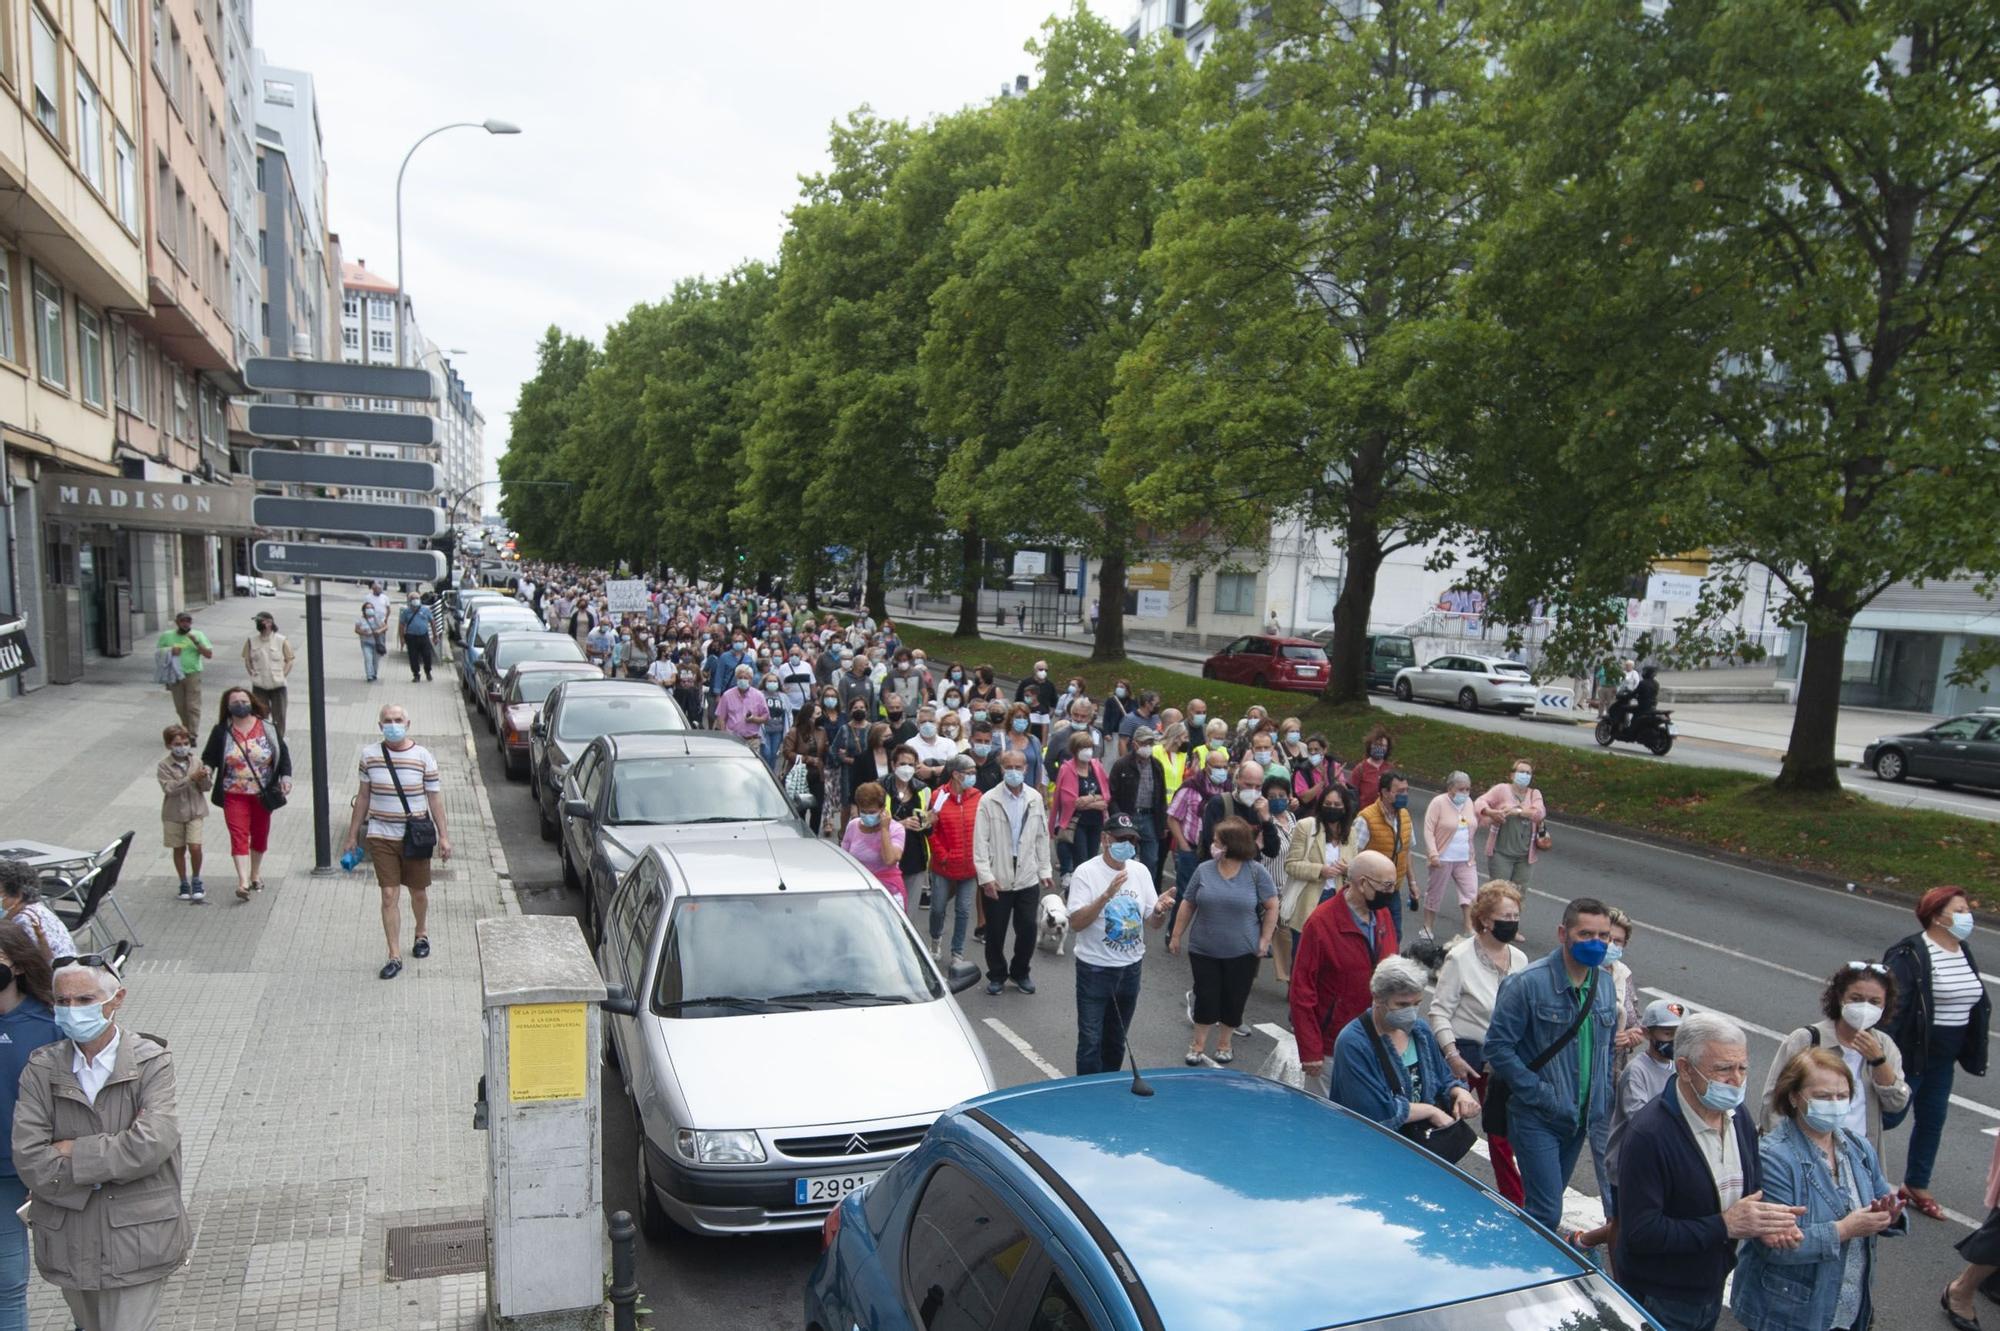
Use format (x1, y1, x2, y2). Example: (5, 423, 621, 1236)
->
(1490, 919, 1520, 944)
(1651, 1039, 1676, 1061)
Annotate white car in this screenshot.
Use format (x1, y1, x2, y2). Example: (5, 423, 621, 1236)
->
(234, 573, 276, 597)
(1393, 653, 1540, 714)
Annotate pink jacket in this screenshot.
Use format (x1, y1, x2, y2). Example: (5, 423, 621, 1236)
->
(1048, 758, 1110, 831)
(1472, 782, 1548, 861)
(1423, 792, 1478, 859)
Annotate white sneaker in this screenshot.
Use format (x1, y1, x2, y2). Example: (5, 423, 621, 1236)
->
(930, 937, 944, 962)
(950, 952, 965, 967)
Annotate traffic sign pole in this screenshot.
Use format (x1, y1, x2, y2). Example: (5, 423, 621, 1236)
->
(305, 577, 333, 875)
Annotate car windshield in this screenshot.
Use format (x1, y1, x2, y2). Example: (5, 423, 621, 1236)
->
(653, 891, 937, 1016)
(493, 638, 585, 672)
(1280, 645, 1327, 662)
(508, 670, 593, 705)
(1349, 1275, 1646, 1331)
(558, 694, 688, 741)
(606, 756, 795, 825)
(1489, 661, 1532, 676)
(475, 617, 539, 648)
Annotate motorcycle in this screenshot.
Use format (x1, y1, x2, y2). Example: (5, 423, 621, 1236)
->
(1595, 706, 1676, 755)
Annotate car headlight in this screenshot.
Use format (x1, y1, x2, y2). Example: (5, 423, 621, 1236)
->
(675, 1129, 766, 1165)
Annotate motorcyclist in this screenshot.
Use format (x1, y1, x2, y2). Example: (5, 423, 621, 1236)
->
(1622, 664, 1662, 737)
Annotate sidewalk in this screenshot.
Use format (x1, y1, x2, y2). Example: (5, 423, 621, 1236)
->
(0, 584, 516, 1330)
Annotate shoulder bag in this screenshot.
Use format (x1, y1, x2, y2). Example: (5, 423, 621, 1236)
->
(231, 727, 287, 812)
(382, 745, 437, 859)
(1367, 1012, 1476, 1164)
(1483, 968, 1596, 1135)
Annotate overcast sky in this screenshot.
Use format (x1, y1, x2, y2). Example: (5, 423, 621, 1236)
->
(255, 0, 1122, 504)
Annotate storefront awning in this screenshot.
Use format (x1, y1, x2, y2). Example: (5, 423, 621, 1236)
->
(38, 472, 256, 536)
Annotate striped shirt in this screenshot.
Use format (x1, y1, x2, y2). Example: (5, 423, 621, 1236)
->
(1927, 936, 1983, 1027)
(360, 743, 441, 840)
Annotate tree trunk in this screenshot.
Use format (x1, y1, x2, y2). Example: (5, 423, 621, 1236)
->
(954, 524, 983, 639)
(1777, 610, 1852, 792)
(864, 549, 887, 622)
(1094, 545, 1128, 662)
(1324, 524, 1385, 704)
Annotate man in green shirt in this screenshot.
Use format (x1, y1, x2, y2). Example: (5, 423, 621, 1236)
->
(157, 610, 214, 731)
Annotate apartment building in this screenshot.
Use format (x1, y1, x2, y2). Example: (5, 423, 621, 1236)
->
(251, 51, 327, 362)
(338, 259, 482, 511)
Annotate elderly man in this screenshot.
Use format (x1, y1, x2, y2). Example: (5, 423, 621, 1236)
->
(1109, 725, 1168, 879)
(1614, 1010, 1805, 1331)
(15, 959, 191, 1330)
(1291, 849, 1400, 1095)
(715, 663, 770, 744)
(343, 703, 454, 980)
(973, 748, 1054, 996)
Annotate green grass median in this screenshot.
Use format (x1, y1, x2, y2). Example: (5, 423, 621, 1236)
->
(885, 622, 2000, 895)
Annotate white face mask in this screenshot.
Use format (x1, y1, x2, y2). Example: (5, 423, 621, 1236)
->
(1841, 1001, 1884, 1032)
(1076, 748, 1094, 763)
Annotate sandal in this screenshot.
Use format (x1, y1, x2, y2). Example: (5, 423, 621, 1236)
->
(1904, 1186, 1947, 1221)
(250, 879, 265, 892)
(235, 884, 251, 902)
(1184, 1049, 1203, 1066)
(1215, 1048, 1234, 1064)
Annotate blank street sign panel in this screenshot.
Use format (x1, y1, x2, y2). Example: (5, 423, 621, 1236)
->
(242, 357, 435, 399)
(252, 542, 445, 583)
(252, 495, 445, 538)
(247, 449, 439, 492)
(247, 404, 439, 446)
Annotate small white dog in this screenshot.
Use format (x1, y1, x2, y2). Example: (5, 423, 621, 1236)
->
(1036, 891, 1071, 956)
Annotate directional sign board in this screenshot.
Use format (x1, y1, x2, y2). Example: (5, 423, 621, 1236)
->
(247, 449, 439, 493)
(242, 357, 435, 400)
(247, 404, 439, 447)
(252, 496, 445, 539)
(252, 541, 445, 584)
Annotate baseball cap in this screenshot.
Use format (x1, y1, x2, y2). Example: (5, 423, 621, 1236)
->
(1640, 999, 1685, 1029)
(1132, 725, 1159, 745)
(1105, 812, 1139, 841)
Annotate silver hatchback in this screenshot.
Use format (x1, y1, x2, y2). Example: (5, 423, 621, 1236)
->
(599, 838, 990, 1239)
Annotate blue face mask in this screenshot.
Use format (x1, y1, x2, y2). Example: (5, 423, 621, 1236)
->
(1188, 713, 1206, 730)
(1803, 1098, 1850, 1133)
(1392, 793, 1408, 811)
(55, 1002, 109, 1044)
(1603, 943, 1625, 966)
(1568, 938, 1609, 968)
(860, 813, 881, 828)
(1002, 769, 1026, 788)
(1450, 792, 1469, 807)
(919, 723, 937, 739)
(1950, 911, 1976, 940)
(972, 743, 993, 758)
(1693, 1068, 1745, 1114)
(1011, 718, 1029, 733)
(1109, 841, 1137, 862)
(381, 723, 408, 743)
(1268, 797, 1289, 814)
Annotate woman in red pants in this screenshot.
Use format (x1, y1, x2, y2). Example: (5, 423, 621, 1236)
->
(200, 685, 292, 902)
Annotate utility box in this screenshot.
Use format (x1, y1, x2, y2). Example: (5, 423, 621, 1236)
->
(477, 915, 608, 1330)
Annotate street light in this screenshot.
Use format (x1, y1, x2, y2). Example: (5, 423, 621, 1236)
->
(393, 119, 522, 369)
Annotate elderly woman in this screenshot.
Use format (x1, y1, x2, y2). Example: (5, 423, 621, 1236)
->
(1429, 880, 1528, 1202)
(1882, 884, 1988, 1221)
(1759, 962, 1910, 1160)
(1050, 732, 1111, 884)
(842, 782, 907, 907)
(1330, 955, 1478, 1137)
(1168, 816, 1279, 1065)
(0, 862, 76, 962)
(1732, 1048, 1902, 1331)
(1473, 756, 1548, 887)
(1421, 771, 1480, 940)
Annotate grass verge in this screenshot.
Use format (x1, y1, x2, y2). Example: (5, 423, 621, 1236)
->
(886, 622, 2000, 895)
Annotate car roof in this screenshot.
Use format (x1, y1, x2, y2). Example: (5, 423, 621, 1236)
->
(1260, 635, 1325, 647)
(641, 834, 878, 897)
(603, 732, 767, 760)
(505, 660, 601, 678)
(489, 630, 573, 645)
(960, 1070, 1578, 1329)
(554, 678, 669, 697)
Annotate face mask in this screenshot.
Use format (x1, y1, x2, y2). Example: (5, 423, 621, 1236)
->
(736, 680, 751, 692)
(1011, 718, 1029, 733)
(1950, 911, 1976, 940)
(1207, 764, 1229, 782)
(1451, 792, 1469, 807)
(1114, 686, 1127, 699)
(1369, 885, 1398, 909)
(823, 698, 839, 711)
(1392, 793, 1408, 811)
(381, 723, 408, 742)
(1567, 937, 1609, 968)
(1236, 784, 1260, 799)
(886, 709, 904, 722)
(764, 682, 778, 693)
(1134, 744, 1153, 759)
(1651, 1038, 1675, 1061)
(973, 743, 993, 758)
(919, 722, 937, 739)
(1253, 749, 1274, 765)
(851, 713, 867, 727)
(1109, 841, 1136, 863)
(1514, 771, 1533, 787)
(860, 812, 881, 828)
(1268, 797, 1289, 814)
(1803, 1098, 1850, 1133)
(1382, 1005, 1422, 1032)
(1490, 919, 1520, 944)
(1307, 753, 1323, 767)
(228, 700, 252, 718)
(973, 710, 988, 723)
(1842, 1001, 1883, 1032)
(1034, 670, 1047, 680)
(56, 1002, 109, 1044)
(683, 674, 697, 685)
(1369, 745, 1387, 759)
(951, 670, 963, 681)
(1002, 769, 1026, 788)
(1077, 748, 1094, 763)
(893, 765, 916, 783)
(170, 744, 192, 759)
(1603, 943, 1625, 966)
(1189, 713, 1206, 730)
(1211, 844, 1228, 861)
(1692, 1067, 1745, 1114)
(956, 772, 977, 789)
(1286, 730, 1301, 744)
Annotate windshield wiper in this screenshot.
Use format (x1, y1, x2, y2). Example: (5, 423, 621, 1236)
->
(655, 995, 805, 1013)
(767, 989, 912, 1006)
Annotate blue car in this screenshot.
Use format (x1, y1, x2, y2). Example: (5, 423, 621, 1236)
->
(805, 1069, 1657, 1331)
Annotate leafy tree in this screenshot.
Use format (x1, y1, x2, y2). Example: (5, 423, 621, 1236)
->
(562, 302, 675, 569)
(497, 327, 598, 560)
(1110, 0, 1497, 698)
(1469, 0, 2000, 789)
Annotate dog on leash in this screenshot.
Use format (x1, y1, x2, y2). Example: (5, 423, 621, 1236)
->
(1401, 932, 1451, 984)
(1037, 891, 1071, 956)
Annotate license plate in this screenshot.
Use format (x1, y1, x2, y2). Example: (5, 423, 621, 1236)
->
(796, 1172, 879, 1206)
(1666, 725, 1678, 736)
(1296, 665, 1315, 676)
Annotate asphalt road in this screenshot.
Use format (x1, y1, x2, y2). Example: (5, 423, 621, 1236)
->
(460, 670, 2000, 1330)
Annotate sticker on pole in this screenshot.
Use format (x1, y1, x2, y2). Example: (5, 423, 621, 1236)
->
(507, 1002, 587, 1103)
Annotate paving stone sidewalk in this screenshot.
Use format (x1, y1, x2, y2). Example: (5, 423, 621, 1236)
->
(0, 585, 525, 1330)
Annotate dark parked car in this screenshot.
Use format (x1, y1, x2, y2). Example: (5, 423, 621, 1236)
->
(534, 679, 691, 839)
(476, 631, 587, 732)
(496, 660, 606, 780)
(1200, 634, 1330, 693)
(1864, 710, 2000, 790)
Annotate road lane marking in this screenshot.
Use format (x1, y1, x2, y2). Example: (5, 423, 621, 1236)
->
(1525, 889, 1821, 981)
(981, 1017, 1064, 1080)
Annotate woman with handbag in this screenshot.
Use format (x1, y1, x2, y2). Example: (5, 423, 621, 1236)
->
(1430, 881, 1529, 1203)
(1049, 733, 1110, 885)
(779, 704, 829, 836)
(1330, 955, 1479, 1159)
(200, 685, 292, 903)
(1474, 757, 1550, 886)
(341, 703, 453, 981)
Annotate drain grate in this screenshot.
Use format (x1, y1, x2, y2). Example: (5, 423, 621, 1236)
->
(385, 1219, 485, 1281)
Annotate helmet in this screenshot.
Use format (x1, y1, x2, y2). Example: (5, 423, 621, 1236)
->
(1640, 664, 1658, 679)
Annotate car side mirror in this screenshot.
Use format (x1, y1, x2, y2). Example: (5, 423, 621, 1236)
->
(563, 799, 594, 821)
(946, 958, 981, 995)
(600, 984, 640, 1018)
(531, 721, 545, 739)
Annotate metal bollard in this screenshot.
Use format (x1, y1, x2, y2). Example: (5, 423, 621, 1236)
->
(609, 1210, 638, 1331)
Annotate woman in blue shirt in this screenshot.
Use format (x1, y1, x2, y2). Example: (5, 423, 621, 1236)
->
(1331, 955, 1477, 1135)
(0, 921, 61, 1331)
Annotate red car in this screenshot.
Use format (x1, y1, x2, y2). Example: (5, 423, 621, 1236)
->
(497, 660, 606, 779)
(1201, 635, 1331, 693)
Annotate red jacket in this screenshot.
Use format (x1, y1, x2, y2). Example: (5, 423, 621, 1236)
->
(1288, 892, 1396, 1066)
(925, 783, 982, 880)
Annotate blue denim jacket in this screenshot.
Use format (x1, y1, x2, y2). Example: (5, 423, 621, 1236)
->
(1329, 1012, 1467, 1129)
(1730, 1117, 1903, 1331)
(1484, 949, 1618, 1133)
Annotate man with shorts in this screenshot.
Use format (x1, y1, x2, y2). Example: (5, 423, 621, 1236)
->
(342, 703, 453, 979)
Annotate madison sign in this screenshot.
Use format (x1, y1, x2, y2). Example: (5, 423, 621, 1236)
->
(40, 474, 256, 534)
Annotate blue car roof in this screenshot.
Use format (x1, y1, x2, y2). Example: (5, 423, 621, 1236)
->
(963, 1070, 1578, 1331)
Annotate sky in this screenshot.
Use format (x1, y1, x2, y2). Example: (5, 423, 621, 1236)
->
(254, 0, 1124, 507)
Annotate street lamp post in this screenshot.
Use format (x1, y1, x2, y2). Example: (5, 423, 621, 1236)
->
(392, 118, 521, 370)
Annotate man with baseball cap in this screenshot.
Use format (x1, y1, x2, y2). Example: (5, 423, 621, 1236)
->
(155, 611, 213, 732)
(1065, 813, 1175, 1075)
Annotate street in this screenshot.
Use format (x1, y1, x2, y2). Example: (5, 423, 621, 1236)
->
(460, 660, 2000, 1331)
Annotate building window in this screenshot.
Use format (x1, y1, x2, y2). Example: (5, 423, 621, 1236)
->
(1306, 575, 1344, 623)
(1213, 571, 1257, 617)
(0, 254, 14, 365)
(111, 318, 134, 408)
(342, 293, 359, 318)
(150, 0, 163, 72)
(369, 328, 392, 354)
(110, 0, 132, 48)
(156, 156, 174, 253)
(30, 9, 60, 139)
(75, 305, 103, 407)
(261, 77, 293, 106)
(31, 266, 65, 388)
(171, 369, 188, 439)
(111, 127, 138, 232)
(75, 72, 102, 190)
(341, 326, 358, 350)
(368, 295, 392, 322)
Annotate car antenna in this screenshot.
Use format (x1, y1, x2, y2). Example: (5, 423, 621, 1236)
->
(1106, 987, 1153, 1097)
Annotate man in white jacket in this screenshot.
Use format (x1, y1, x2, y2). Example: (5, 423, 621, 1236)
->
(974, 748, 1055, 996)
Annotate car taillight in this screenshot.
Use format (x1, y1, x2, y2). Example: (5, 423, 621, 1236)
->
(820, 1199, 842, 1251)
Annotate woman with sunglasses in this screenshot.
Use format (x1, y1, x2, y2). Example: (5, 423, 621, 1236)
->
(1759, 962, 1910, 1163)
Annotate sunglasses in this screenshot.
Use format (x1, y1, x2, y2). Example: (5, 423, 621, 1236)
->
(53, 953, 121, 975)
(1844, 961, 1890, 976)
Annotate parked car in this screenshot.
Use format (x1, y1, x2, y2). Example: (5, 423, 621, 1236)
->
(477, 631, 589, 731)
(533, 679, 690, 840)
(1199, 634, 1330, 693)
(458, 603, 543, 697)
(448, 588, 511, 643)
(1394, 653, 1539, 714)
(1865, 709, 2000, 790)
(559, 732, 811, 931)
(805, 1069, 1657, 1331)
(1365, 632, 1417, 690)
(496, 661, 607, 780)
(233, 573, 276, 597)
(601, 839, 990, 1239)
